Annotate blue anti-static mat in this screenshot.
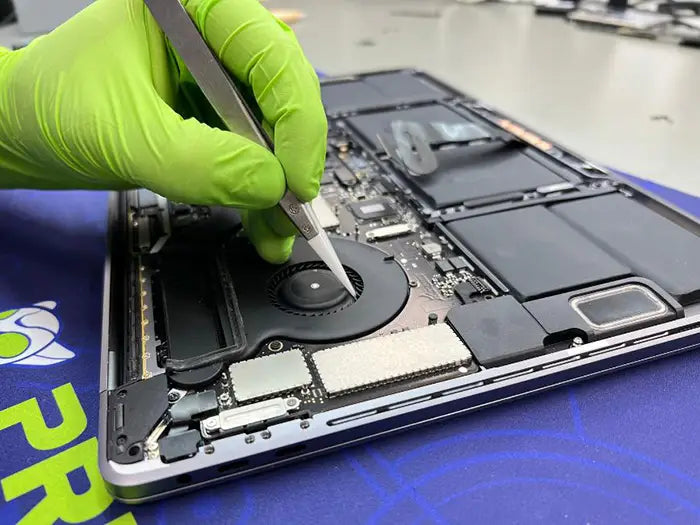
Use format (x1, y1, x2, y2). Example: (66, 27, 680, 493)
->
(0, 174, 698, 525)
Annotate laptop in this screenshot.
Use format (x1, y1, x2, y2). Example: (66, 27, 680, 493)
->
(98, 69, 700, 503)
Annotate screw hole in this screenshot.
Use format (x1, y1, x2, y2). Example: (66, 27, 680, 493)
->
(128, 444, 141, 457)
(117, 390, 127, 398)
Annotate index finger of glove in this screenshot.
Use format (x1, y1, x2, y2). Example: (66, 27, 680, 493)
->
(184, 0, 327, 202)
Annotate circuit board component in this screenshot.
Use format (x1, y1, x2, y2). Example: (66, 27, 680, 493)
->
(229, 350, 312, 402)
(312, 324, 472, 396)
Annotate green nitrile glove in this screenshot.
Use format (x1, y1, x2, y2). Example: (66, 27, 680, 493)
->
(0, 0, 327, 263)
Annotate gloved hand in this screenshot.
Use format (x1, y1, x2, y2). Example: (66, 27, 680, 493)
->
(0, 0, 327, 263)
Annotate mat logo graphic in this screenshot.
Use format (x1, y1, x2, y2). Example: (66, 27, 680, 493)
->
(0, 301, 75, 366)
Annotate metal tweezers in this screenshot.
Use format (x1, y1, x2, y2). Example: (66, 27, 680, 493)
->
(144, 0, 356, 298)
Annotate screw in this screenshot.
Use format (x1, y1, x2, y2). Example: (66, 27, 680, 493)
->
(204, 417, 219, 431)
(286, 398, 297, 408)
(117, 390, 127, 399)
(267, 340, 284, 352)
(116, 436, 126, 446)
(204, 445, 215, 454)
(219, 392, 231, 404)
(244, 435, 255, 444)
(409, 280, 418, 288)
(168, 391, 180, 402)
(288, 204, 300, 214)
(261, 430, 272, 440)
(300, 420, 310, 430)
(572, 337, 584, 347)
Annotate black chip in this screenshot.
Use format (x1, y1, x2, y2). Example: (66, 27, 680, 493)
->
(454, 282, 479, 304)
(333, 165, 358, 187)
(349, 199, 396, 220)
(435, 260, 453, 274)
(374, 181, 391, 195)
(448, 256, 469, 270)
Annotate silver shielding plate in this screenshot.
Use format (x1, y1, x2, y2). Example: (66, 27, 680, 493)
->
(312, 324, 472, 396)
(229, 349, 312, 402)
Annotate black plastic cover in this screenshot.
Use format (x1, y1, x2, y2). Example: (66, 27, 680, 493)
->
(107, 374, 169, 464)
(447, 296, 547, 367)
(523, 278, 683, 342)
(159, 428, 201, 463)
(447, 206, 631, 300)
(551, 194, 700, 305)
(156, 254, 248, 370)
(322, 72, 451, 114)
(169, 390, 219, 424)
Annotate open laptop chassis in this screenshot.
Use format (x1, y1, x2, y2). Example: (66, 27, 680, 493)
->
(99, 70, 700, 503)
